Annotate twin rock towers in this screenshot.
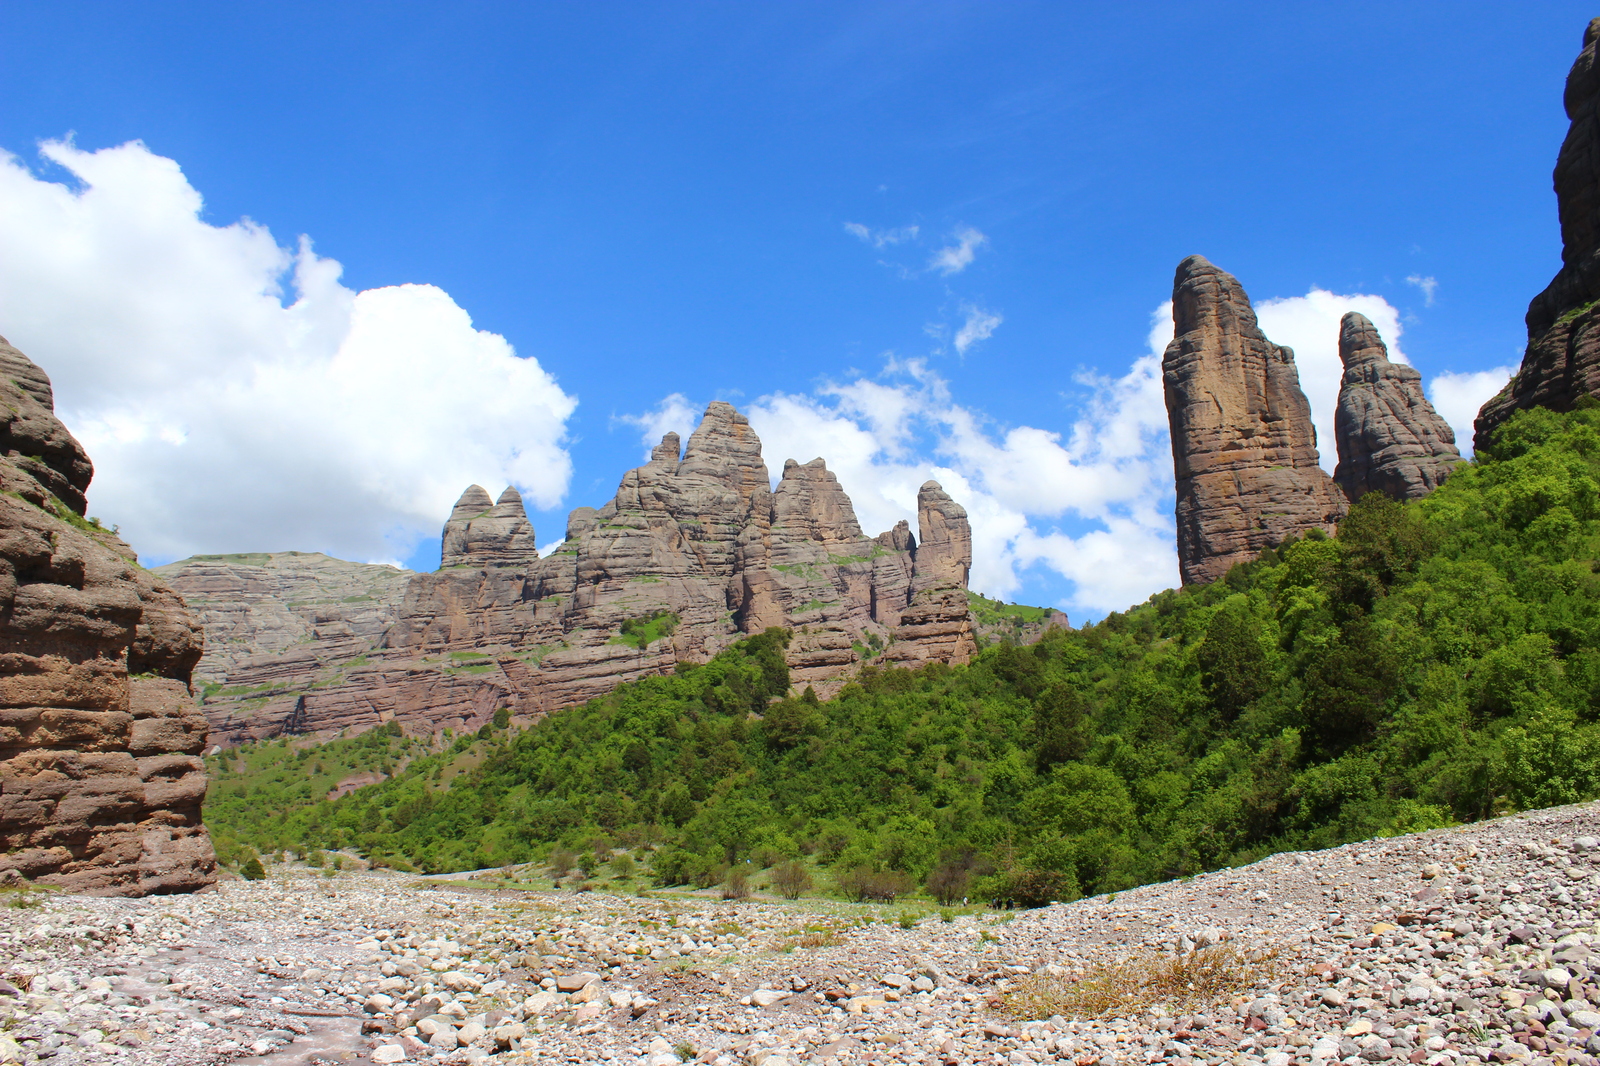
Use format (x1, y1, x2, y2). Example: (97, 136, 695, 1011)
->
(1162, 254, 1459, 586)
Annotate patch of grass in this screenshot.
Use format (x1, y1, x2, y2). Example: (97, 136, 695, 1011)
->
(609, 610, 679, 649)
(966, 590, 1052, 626)
(1002, 943, 1280, 1020)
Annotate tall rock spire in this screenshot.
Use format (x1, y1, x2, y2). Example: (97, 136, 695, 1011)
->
(1333, 312, 1461, 502)
(1162, 256, 1348, 585)
(885, 481, 977, 666)
(1477, 17, 1600, 450)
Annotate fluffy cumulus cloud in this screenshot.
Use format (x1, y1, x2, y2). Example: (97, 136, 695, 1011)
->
(929, 225, 987, 275)
(614, 392, 701, 460)
(1429, 367, 1516, 453)
(0, 140, 577, 563)
(728, 314, 1178, 616)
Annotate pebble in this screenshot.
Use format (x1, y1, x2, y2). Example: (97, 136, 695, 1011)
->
(7, 801, 1600, 1064)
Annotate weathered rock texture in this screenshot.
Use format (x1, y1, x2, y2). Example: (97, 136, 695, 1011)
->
(202, 402, 979, 745)
(1332, 312, 1462, 502)
(1163, 256, 1348, 586)
(151, 552, 414, 731)
(1477, 18, 1600, 451)
(0, 335, 215, 894)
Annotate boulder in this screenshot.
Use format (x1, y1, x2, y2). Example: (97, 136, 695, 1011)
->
(1162, 256, 1348, 585)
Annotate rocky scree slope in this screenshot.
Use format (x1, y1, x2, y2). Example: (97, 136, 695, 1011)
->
(1478, 17, 1600, 449)
(0, 335, 215, 895)
(8, 800, 1600, 1065)
(204, 402, 982, 747)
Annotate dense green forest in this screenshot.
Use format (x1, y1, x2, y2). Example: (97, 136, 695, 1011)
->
(206, 405, 1600, 903)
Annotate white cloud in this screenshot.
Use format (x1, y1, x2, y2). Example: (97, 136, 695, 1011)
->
(1407, 274, 1439, 306)
(929, 225, 987, 275)
(0, 139, 578, 563)
(614, 392, 699, 460)
(844, 221, 919, 248)
(1429, 366, 1515, 456)
(740, 321, 1178, 616)
(953, 304, 1002, 355)
(1251, 288, 1409, 473)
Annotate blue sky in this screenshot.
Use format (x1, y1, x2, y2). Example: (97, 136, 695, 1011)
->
(0, 2, 1591, 619)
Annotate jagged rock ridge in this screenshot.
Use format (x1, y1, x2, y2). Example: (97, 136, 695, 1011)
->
(0, 335, 216, 895)
(204, 402, 983, 745)
(1162, 256, 1349, 586)
(1477, 18, 1600, 450)
(1332, 312, 1462, 502)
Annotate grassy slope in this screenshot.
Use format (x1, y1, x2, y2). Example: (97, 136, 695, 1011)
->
(205, 405, 1600, 903)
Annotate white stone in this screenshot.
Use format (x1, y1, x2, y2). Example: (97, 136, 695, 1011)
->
(372, 1045, 407, 1064)
(441, 970, 482, 993)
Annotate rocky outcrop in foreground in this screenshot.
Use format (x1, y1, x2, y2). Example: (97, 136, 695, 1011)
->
(1333, 312, 1462, 503)
(1162, 256, 1348, 585)
(204, 402, 980, 745)
(0, 336, 215, 895)
(1477, 18, 1600, 450)
(7, 800, 1600, 1066)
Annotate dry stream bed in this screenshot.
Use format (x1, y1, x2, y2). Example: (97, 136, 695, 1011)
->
(6, 803, 1600, 1066)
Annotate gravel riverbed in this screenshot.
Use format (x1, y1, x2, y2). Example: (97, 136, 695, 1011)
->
(5, 801, 1600, 1066)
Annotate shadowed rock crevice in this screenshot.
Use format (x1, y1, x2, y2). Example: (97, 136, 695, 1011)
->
(1161, 257, 1348, 586)
(1332, 312, 1462, 503)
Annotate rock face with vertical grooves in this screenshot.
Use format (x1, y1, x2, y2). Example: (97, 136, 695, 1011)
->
(1477, 18, 1600, 450)
(1162, 256, 1349, 586)
(883, 481, 978, 666)
(0, 336, 215, 894)
(198, 402, 983, 744)
(1333, 312, 1462, 503)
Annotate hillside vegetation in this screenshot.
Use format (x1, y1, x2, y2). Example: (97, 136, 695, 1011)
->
(205, 405, 1600, 902)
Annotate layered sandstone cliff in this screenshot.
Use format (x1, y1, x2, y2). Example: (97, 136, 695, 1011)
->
(204, 402, 978, 744)
(0, 335, 215, 894)
(152, 552, 413, 729)
(1477, 18, 1600, 450)
(1332, 312, 1462, 502)
(1162, 256, 1348, 586)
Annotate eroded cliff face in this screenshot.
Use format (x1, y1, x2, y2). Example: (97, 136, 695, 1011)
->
(1477, 18, 1600, 450)
(1333, 312, 1462, 503)
(152, 552, 413, 732)
(1162, 256, 1348, 586)
(0, 336, 215, 895)
(203, 402, 980, 745)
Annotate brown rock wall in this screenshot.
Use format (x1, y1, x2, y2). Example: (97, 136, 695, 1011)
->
(0, 336, 215, 894)
(200, 401, 980, 742)
(1162, 256, 1348, 585)
(1332, 312, 1461, 502)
